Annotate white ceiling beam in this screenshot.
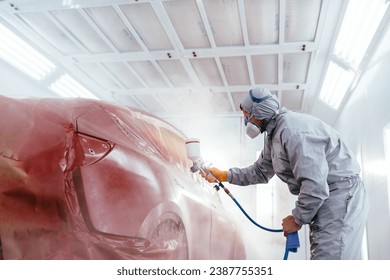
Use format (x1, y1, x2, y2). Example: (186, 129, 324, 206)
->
(302, 0, 331, 111)
(98, 63, 128, 89)
(124, 62, 149, 88)
(111, 83, 308, 96)
(196, 0, 234, 111)
(237, 0, 253, 112)
(214, 55, 235, 111)
(44, 11, 89, 53)
(151, 62, 175, 88)
(238, 0, 249, 46)
(196, 0, 216, 48)
(112, 5, 172, 89)
(150, 1, 202, 87)
(78, 8, 118, 53)
(196, 0, 235, 112)
(277, 0, 286, 105)
(75, 9, 134, 97)
(237, 0, 254, 91)
(113, 5, 148, 51)
(0, 0, 174, 13)
(156, 111, 244, 119)
(68, 42, 318, 63)
(304, 0, 348, 114)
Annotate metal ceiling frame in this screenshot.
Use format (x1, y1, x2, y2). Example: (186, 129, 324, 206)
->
(0, 0, 334, 117)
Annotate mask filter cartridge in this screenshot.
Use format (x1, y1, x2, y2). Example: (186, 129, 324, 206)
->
(245, 122, 261, 139)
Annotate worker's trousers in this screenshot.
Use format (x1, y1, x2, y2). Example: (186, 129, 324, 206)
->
(309, 176, 369, 259)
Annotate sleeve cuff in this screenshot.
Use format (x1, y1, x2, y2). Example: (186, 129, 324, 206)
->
(291, 209, 305, 225)
(227, 169, 233, 183)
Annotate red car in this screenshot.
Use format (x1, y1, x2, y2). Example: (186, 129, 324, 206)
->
(0, 96, 245, 260)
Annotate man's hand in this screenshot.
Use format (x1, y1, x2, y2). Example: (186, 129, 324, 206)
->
(200, 167, 228, 183)
(282, 215, 302, 236)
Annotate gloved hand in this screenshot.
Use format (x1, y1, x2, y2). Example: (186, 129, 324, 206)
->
(282, 215, 302, 237)
(201, 167, 228, 183)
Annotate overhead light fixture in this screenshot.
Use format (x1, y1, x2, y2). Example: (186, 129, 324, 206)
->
(49, 74, 99, 100)
(319, 61, 354, 109)
(333, 0, 389, 69)
(0, 23, 56, 81)
(318, 0, 388, 110)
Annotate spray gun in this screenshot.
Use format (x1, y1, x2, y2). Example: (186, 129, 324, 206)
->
(185, 138, 224, 192)
(185, 138, 300, 260)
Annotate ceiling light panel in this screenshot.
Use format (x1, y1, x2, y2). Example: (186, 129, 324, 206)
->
(163, 0, 210, 49)
(245, 0, 279, 44)
(281, 90, 303, 111)
(102, 62, 145, 89)
(283, 52, 311, 83)
(0, 23, 56, 81)
(85, 6, 142, 52)
(129, 61, 168, 88)
(285, 0, 322, 42)
(333, 0, 388, 68)
(50, 9, 112, 53)
(251, 54, 278, 84)
(157, 59, 193, 87)
(203, 0, 243, 46)
(18, 13, 82, 55)
(319, 61, 354, 109)
(220, 56, 250, 85)
(191, 58, 224, 87)
(49, 74, 98, 99)
(120, 3, 173, 51)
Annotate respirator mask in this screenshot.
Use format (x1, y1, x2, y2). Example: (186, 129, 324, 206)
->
(244, 117, 268, 139)
(245, 122, 261, 139)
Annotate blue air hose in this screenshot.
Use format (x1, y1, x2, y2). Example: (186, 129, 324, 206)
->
(216, 182, 300, 260)
(232, 197, 282, 233)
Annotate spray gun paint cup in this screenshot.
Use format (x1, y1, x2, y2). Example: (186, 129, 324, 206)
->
(185, 138, 201, 162)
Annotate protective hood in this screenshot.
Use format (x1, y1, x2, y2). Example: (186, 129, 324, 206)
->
(240, 87, 281, 122)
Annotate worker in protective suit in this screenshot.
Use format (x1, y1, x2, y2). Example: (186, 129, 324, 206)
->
(203, 87, 369, 260)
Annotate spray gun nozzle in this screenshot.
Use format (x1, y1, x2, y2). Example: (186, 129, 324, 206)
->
(189, 160, 205, 173)
(190, 162, 200, 173)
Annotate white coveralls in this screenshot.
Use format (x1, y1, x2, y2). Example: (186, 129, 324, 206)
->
(228, 109, 369, 259)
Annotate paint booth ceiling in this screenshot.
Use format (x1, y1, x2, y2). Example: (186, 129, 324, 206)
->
(0, 0, 344, 118)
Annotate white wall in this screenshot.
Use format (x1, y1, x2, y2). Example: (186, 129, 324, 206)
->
(334, 23, 390, 259)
